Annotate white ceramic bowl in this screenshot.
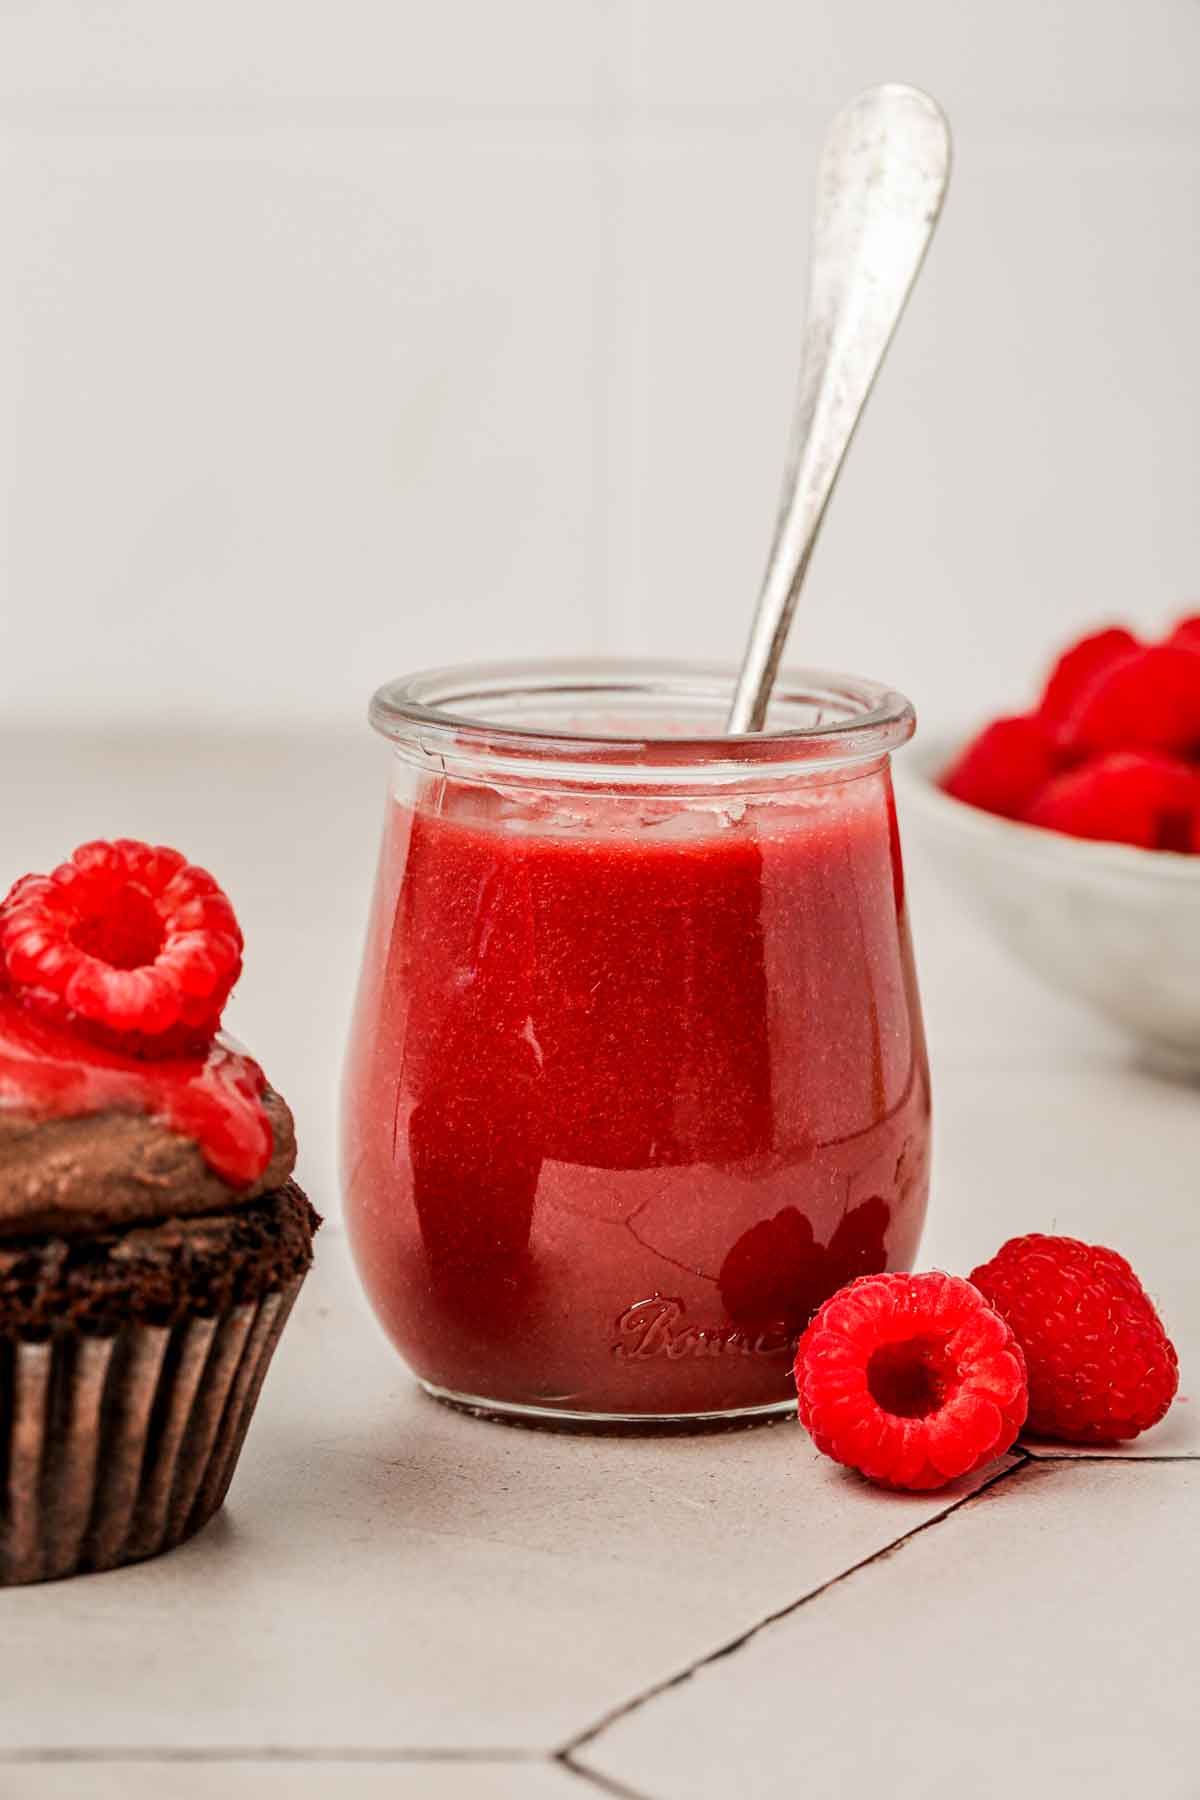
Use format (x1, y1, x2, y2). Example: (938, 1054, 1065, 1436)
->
(896, 735, 1200, 1073)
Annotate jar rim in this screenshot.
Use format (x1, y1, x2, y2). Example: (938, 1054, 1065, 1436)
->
(370, 659, 915, 779)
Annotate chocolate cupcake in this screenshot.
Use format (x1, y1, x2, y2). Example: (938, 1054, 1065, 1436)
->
(0, 839, 319, 1584)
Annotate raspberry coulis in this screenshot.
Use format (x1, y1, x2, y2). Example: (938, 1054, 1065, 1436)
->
(343, 770, 931, 1417)
(0, 992, 273, 1189)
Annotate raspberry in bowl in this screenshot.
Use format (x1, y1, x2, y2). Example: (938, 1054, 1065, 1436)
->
(0, 839, 319, 1584)
(896, 616, 1200, 1071)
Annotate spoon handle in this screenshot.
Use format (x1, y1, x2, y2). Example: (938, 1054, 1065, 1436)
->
(726, 84, 952, 734)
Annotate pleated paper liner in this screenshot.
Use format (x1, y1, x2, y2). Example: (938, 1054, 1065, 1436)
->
(0, 1275, 302, 1585)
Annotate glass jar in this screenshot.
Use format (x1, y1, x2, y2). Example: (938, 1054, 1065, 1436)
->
(341, 661, 930, 1426)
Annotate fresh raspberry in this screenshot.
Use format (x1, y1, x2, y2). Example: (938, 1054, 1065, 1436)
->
(1057, 644, 1200, 758)
(940, 716, 1058, 821)
(970, 1235, 1179, 1444)
(0, 839, 243, 1055)
(1038, 626, 1140, 729)
(794, 1272, 1028, 1491)
(1024, 751, 1200, 851)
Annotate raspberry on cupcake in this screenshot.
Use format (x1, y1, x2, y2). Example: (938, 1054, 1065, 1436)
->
(0, 838, 318, 1585)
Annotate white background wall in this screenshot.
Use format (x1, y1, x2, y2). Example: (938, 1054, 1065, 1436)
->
(1, 0, 1198, 733)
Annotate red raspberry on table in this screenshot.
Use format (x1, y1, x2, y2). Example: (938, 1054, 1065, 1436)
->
(1057, 644, 1200, 758)
(0, 839, 243, 1056)
(1024, 751, 1200, 851)
(794, 1272, 1028, 1491)
(970, 1234, 1179, 1445)
(940, 716, 1058, 821)
(1037, 626, 1140, 730)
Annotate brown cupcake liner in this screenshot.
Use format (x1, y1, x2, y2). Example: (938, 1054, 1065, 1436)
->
(0, 1275, 302, 1586)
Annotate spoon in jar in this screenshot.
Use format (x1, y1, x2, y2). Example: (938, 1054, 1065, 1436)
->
(726, 83, 952, 734)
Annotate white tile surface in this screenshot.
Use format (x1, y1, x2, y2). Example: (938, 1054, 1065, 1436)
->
(926, 1062, 1198, 1456)
(0, 2, 611, 111)
(1, 3, 1198, 732)
(0, 1236, 1007, 1756)
(0, 121, 603, 727)
(0, 0, 1198, 1784)
(578, 1459, 1200, 1800)
(597, 107, 1200, 727)
(1, 1762, 573, 1800)
(616, 0, 1200, 115)
(0, 725, 1194, 1793)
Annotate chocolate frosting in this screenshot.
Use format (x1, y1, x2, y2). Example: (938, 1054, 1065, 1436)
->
(0, 1087, 296, 1239)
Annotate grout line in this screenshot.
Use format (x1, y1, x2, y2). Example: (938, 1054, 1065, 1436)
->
(1021, 1451, 1199, 1464)
(560, 1452, 1032, 1765)
(559, 1750, 653, 1800)
(0, 1747, 542, 1766)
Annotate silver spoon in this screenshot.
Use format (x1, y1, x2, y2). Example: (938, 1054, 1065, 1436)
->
(726, 84, 952, 734)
